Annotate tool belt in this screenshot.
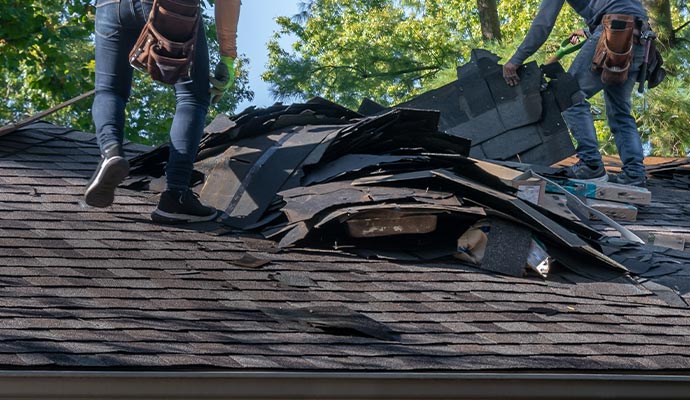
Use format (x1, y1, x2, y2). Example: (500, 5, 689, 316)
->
(129, 0, 201, 85)
(591, 14, 637, 86)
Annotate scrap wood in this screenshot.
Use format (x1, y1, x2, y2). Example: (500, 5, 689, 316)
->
(545, 179, 652, 206)
(275, 203, 485, 248)
(344, 210, 439, 238)
(531, 171, 644, 245)
(313, 203, 485, 229)
(429, 169, 628, 273)
(279, 182, 461, 224)
(632, 231, 687, 251)
(547, 194, 638, 222)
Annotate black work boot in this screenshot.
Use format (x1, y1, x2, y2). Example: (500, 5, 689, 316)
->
(610, 170, 648, 187)
(151, 189, 219, 224)
(564, 160, 608, 182)
(84, 143, 130, 208)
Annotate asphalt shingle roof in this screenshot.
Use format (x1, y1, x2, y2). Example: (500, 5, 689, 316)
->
(1, 121, 690, 371)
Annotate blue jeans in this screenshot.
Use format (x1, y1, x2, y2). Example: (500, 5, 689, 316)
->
(93, 0, 210, 190)
(562, 25, 646, 178)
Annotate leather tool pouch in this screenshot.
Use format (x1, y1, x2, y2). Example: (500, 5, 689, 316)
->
(591, 14, 635, 86)
(129, 0, 200, 85)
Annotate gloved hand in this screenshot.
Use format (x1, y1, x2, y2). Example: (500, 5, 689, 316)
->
(209, 56, 236, 104)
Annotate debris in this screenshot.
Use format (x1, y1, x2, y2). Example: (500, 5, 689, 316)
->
(393, 49, 578, 166)
(125, 49, 648, 283)
(633, 231, 687, 251)
(228, 254, 271, 269)
(453, 219, 490, 265)
(454, 217, 545, 278)
(545, 179, 652, 206)
(263, 306, 400, 341)
(527, 238, 551, 278)
(345, 210, 439, 238)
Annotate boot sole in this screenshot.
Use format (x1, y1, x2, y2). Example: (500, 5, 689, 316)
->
(84, 157, 130, 208)
(151, 209, 219, 224)
(569, 174, 609, 184)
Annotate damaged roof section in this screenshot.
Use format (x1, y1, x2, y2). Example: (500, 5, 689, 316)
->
(124, 49, 690, 308)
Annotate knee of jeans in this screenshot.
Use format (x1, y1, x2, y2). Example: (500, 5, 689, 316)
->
(175, 89, 210, 110)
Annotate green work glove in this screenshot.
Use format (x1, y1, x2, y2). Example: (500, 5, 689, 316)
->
(209, 56, 236, 104)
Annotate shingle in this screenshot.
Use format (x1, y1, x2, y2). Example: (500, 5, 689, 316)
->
(3, 122, 690, 373)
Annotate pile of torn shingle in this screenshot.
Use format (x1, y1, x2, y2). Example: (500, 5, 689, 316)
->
(125, 49, 641, 280)
(647, 159, 690, 189)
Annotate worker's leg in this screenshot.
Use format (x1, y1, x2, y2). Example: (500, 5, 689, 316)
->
(92, 0, 139, 150)
(165, 23, 211, 191)
(87, 0, 143, 208)
(562, 26, 606, 167)
(604, 42, 646, 185)
(152, 23, 217, 223)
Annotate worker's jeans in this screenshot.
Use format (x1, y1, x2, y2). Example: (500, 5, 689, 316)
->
(93, 0, 210, 190)
(562, 25, 646, 178)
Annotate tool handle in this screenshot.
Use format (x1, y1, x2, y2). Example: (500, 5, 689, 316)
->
(0, 90, 95, 138)
(556, 37, 586, 59)
(637, 38, 653, 94)
(637, 62, 648, 93)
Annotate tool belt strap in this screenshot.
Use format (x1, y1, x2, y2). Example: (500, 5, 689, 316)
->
(129, 0, 201, 85)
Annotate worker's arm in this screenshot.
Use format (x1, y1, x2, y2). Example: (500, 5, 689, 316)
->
(508, 0, 566, 66)
(215, 0, 241, 59)
(210, 0, 241, 104)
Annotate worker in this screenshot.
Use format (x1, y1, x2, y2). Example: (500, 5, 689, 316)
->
(85, 0, 241, 222)
(503, 0, 649, 186)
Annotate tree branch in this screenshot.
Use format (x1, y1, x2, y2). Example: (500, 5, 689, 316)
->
(674, 20, 690, 34)
(311, 64, 443, 80)
(360, 65, 442, 78)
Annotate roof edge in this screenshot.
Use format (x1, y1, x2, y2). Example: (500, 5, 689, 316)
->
(0, 371, 689, 399)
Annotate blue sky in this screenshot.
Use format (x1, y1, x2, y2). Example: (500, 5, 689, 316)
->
(235, 0, 302, 110)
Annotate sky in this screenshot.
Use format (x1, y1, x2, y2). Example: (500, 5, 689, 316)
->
(235, 0, 302, 110)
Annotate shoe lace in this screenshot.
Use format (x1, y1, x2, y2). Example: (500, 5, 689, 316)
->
(571, 160, 588, 173)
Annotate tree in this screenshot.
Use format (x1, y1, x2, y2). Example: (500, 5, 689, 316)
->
(477, 0, 501, 41)
(264, 0, 577, 108)
(642, 0, 675, 47)
(0, 0, 253, 145)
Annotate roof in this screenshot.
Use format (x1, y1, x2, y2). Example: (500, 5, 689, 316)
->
(1, 121, 690, 380)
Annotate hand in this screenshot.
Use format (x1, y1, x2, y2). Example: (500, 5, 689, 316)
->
(503, 62, 521, 87)
(209, 56, 236, 104)
(569, 29, 586, 45)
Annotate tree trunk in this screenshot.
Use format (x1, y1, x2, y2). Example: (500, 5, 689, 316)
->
(642, 0, 675, 48)
(477, 0, 501, 41)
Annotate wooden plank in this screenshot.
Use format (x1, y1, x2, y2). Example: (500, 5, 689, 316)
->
(633, 231, 687, 251)
(346, 211, 438, 238)
(585, 199, 638, 222)
(544, 194, 637, 222)
(540, 194, 580, 221)
(546, 179, 652, 205)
